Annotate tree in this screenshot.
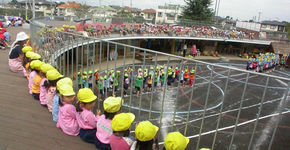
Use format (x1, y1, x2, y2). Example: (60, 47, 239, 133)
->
(286, 22, 290, 39)
(181, 0, 214, 21)
(72, 4, 90, 19)
(8, 0, 18, 5)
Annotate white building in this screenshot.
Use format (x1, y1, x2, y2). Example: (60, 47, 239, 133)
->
(18, 0, 55, 17)
(155, 4, 183, 24)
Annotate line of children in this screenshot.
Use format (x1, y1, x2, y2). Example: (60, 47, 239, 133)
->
(20, 47, 194, 150)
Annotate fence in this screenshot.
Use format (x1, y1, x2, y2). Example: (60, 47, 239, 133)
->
(30, 18, 290, 150)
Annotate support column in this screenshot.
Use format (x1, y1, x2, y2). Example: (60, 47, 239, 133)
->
(171, 39, 176, 54)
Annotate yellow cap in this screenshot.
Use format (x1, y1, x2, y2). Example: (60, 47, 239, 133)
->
(25, 51, 34, 58)
(111, 113, 135, 131)
(135, 121, 159, 142)
(200, 148, 210, 150)
(56, 77, 73, 89)
(164, 132, 189, 150)
(58, 84, 75, 96)
(30, 60, 44, 70)
(40, 64, 55, 73)
(22, 46, 33, 53)
(46, 69, 64, 81)
(77, 88, 97, 103)
(103, 97, 123, 113)
(30, 53, 41, 60)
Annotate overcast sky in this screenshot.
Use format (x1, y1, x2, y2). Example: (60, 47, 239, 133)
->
(48, 0, 290, 22)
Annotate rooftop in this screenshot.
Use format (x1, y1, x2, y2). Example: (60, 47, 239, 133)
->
(142, 9, 156, 14)
(261, 20, 286, 26)
(57, 1, 81, 8)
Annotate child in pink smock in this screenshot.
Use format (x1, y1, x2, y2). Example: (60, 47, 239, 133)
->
(76, 88, 98, 143)
(94, 97, 123, 150)
(110, 113, 135, 150)
(56, 84, 80, 136)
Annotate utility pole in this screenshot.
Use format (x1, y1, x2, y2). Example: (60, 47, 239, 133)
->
(25, 0, 28, 20)
(216, 0, 221, 19)
(50, 0, 53, 19)
(99, 0, 101, 6)
(32, 0, 35, 19)
(258, 12, 262, 22)
(130, 0, 132, 8)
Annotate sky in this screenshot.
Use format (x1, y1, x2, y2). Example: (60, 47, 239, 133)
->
(16, 0, 290, 22)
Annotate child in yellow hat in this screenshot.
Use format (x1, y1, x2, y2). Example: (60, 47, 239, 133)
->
(31, 60, 45, 100)
(44, 69, 63, 113)
(39, 64, 55, 106)
(52, 77, 72, 122)
(164, 132, 189, 150)
(56, 83, 80, 136)
(110, 112, 135, 150)
(76, 88, 98, 143)
(131, 121, 159, 150)
(95, 96, 123, 150)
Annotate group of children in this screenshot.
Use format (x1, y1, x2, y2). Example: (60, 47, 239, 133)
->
(246, 53, 288, 72)
(19, 45, 195, 150)
(77, 65, 196, 97)
(57, 23, 257, 40)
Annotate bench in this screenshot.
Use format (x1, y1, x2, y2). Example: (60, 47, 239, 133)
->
(136, 52, 154, 61)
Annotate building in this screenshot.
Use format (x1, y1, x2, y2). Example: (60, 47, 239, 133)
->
(56, 1, 81, 17)
(88, 6, 117, 22)
(18, 0, 55, 16)
(140, 9, 156, 23)
(260, 21, 287, 40)
(120, 6, 141, 17)
(155, 4, 183, 24)
(261, 21, 286, 32)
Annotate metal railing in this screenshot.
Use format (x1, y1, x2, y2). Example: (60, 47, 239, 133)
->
(30, 19, 290, 150)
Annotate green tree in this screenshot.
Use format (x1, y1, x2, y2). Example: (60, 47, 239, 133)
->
(8, 0, 18, 5)
(181, 0, 214, 21)
(286, 22, 290, 39)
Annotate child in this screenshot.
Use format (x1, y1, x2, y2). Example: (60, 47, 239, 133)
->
(184, 68, 189, 86)
(131, 121, 159, 150)
(124, 74, 130, 96)
(160, 72, 166, 88)
(147, 74, 153, 91)
(76, 88, 98, 143)
(82, 75, 88, 88)
(88, 70, 93, 88)
(104, 75, 109, 94)
(28, 60, 38, 94)
(135, 76, 142, 96)
(164, 132, 189, 150)
(31, 60, 45, 100)
(189, 69, 195, 87)
(56, 83, 80, 136)
(53, 77, 73, 123)
(22, 46, 33, 79)
(98, 76, 104, 100)
(110, 113, 135, 150)
(154, 73, 158, 88)
(175, 67, 180, 81)
(95, 97, 123, 150)
(44, 69, 64, 112)
(167, 72, 173, 88)
(180, 71, 184, 86)
(39, 64, 55, 106)
(77, 72, 82, 89)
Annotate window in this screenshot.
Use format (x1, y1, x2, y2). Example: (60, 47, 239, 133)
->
(261, 24, 267, 28)
(278, 26, 284, 31)
(158, 12, 162, 17)
(270, 25, 275, 29)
